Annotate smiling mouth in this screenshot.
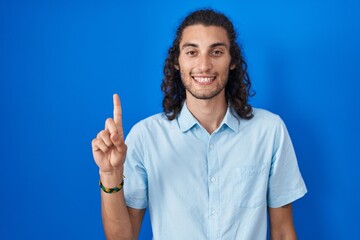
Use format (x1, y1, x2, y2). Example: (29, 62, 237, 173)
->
(192, 76, 216, 84)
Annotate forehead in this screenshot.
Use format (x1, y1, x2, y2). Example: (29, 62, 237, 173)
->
(180, 24, 230, 47)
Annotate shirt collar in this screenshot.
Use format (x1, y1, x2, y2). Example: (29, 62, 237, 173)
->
(177, 102, 198, 133)
(177, 102, 240, 133)
(221, 107, 240, 133)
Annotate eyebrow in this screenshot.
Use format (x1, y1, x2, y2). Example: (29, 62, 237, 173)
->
(181, 42, 229, 50)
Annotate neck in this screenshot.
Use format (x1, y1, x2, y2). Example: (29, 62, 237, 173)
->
(186, 93, 228, 134)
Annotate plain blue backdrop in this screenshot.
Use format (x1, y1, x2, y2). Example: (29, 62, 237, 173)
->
(1, 0, 359, 239)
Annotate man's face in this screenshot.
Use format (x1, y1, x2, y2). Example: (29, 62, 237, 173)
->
(177, 24, 234, 101)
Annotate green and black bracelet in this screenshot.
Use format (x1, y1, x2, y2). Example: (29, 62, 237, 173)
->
(99, 176, 125, 193)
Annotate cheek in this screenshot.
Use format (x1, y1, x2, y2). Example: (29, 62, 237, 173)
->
(220, 61, 233, 73)
(178, 62, 190, 72)
(180, 71, 191, 82)
(178, 56, 194, 71)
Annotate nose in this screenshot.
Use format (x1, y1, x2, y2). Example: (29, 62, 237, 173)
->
(197, 54, 213, 72)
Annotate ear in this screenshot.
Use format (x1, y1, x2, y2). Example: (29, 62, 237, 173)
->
(174, 64, 179, 70)
(230, 63, 236, 70)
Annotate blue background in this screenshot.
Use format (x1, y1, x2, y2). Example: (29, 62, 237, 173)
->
(1, 0, 359, 239)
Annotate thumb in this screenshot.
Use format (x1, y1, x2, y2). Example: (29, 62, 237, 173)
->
(111, 142, 127, 167)
(112, 134, 126, 154)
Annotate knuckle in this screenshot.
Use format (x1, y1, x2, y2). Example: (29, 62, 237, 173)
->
(96, 131, 102, 138)
(116, 139, 124, 146)
(105, 118, 113, 126)
(105, 118, 118, 132)
(98, 130, 109, 138)
(118, 144, 127, 154)
(91, 139, 98, 148)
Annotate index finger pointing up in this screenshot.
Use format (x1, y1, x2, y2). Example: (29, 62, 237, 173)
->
(113, 93, 123, 131)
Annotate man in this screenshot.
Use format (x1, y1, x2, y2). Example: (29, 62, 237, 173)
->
(92, 9, 307, 240)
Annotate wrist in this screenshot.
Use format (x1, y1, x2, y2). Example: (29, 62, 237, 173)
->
(99, 168, 124, 188)
(99, 178, 124, 193)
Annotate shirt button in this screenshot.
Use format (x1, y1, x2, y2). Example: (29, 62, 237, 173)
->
(211, 210, 216, 215)
(210, 177, 216, 183)
(209, 144, 214, 150)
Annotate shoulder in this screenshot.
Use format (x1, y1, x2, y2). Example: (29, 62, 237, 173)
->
(126, 112, 174, 138)
(237, 107, 288, 139)
(135, 112, 172, 129)
(247, 107, 283, 126)
(252, 107, 279, 119)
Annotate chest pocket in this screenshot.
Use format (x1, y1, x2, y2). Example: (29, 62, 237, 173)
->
(231, 163, 269, 208)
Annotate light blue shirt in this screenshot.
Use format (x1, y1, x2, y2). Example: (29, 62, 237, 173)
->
(124, 103, 307, 240)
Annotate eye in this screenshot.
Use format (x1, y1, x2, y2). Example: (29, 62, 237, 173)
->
(211, 50, 224, 56)
(186, 50, 197, 57)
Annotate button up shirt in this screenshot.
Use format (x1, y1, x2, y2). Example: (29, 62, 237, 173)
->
(124, 103, 307, 240)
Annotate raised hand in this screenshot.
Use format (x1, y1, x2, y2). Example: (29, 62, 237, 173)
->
(92, 94, 127, 174)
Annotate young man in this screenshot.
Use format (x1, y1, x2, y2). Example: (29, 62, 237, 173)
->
(92, 9, 307, 240)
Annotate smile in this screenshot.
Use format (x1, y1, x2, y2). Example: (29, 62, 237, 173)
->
(192, 76, 216, 84)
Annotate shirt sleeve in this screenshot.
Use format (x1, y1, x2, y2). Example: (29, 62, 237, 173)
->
(123, 122, 148, 209)
(267, 116, 307, 208)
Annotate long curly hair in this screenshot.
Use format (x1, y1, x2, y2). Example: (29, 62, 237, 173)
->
(161, 9, 254, 120)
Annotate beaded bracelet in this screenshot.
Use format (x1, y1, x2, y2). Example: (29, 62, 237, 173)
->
(99, 175, 125, 194)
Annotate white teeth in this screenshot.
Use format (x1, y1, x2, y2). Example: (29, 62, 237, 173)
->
(193, 77, 215, 83)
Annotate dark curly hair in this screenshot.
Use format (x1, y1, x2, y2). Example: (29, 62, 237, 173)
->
(161, 9, 254, 120)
